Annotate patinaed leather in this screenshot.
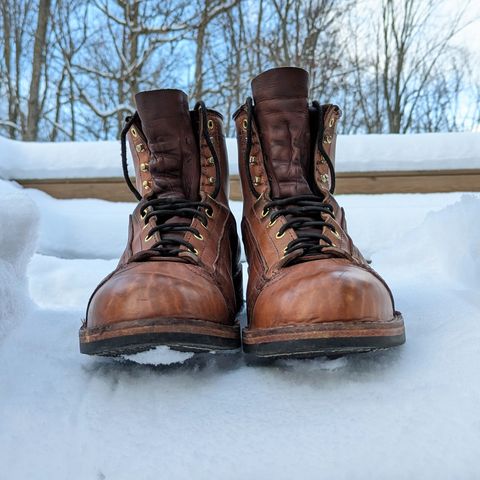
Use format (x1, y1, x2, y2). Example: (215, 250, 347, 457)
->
(86, 90, 242, 330)
(234, 67, 395, 330)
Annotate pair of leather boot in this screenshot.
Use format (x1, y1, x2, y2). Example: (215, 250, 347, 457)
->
(79, 67, 405, 359)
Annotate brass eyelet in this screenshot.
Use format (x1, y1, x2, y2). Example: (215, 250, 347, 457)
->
(140, 209, 147, 219)
(268, 218, 277, 228)
(194, 233, 203, 241)
(144, 234, 152, 242)
(208, 176, 215, 185)
(206, 208, 214, 219)
(328, 117, 335, 128)
(140, 163, 149, 172)
(320, 174, 329, 184)
(207, 119, 214, 130)
(131, 127, 138, 137)
(276, 231, 285, 239)
(249, 155, 256, 165)
(192, 248, 199, 255)
(261, 208, 270, 218)
(242, 118, 248, 130)
(142, 180, 150, 191)
(330, 242, 337, 248)
(136, 143, 145, 153)
(142, 222, 149, 231)
(332, 229, 341, 239)
(207, 156, 215, 165)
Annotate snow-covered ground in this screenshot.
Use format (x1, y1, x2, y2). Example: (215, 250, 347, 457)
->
(1, 178, 480, 479)
(2, 132, 480, 179)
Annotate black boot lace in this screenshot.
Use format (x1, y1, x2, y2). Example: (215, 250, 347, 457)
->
(264, 195, 339, 260)
(119, 103, 216, 259)
(139, 198, 212, 258)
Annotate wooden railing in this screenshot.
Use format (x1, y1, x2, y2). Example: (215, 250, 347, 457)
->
(14, 169, 480, 202)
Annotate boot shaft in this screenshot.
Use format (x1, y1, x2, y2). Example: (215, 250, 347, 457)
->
(233, 68, 341, 210)
(233, 67, 367, 274)
(125, 90, 230, 207)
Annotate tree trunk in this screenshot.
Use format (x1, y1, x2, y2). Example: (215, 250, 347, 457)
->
(25, 0, 51, 140)
(193, 0, 210, 99)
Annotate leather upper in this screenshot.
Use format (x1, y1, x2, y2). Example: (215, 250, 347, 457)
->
(234, 67, 395, 330)
(86, 90, 242, 329)
(135, 89, 200, 200)
(251, 67, 312, 198)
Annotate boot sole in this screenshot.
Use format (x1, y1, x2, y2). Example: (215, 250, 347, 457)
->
(242, 313, 405, 359)
(79, 317, 241, 356)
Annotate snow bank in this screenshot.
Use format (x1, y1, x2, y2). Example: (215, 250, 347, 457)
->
(335, 131, 480, 173)
(374, 194, 480, 287)
(0, 180, 38, 339)
(1, 187, 480, 478)
(1, 132, 479, 179)
(23, 188, 133, 260)
(0, 135, 121, 179)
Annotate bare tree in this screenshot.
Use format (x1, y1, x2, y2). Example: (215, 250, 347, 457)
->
(0, 0, 478, 141)
(346, 0, 475, 133)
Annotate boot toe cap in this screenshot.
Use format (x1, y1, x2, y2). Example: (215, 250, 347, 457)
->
(87, 262, 230, 329)
(250, 259, 394, 329)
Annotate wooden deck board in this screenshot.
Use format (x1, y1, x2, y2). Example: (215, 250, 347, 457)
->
(14, 169, 480, 202)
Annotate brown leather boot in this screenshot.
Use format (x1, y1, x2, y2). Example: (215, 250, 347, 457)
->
(234, 67, 405, 358)
(79, 89, 242, 356)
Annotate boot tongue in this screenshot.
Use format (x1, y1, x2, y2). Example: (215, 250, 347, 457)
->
(252, 67, 312, 199)
(135, 89, 200, 200)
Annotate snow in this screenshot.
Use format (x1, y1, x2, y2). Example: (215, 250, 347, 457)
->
(0, 135, 122, 179)
(334, 131, 480, 173)
(0, 181, 38, 340)
(120, 346, 195, 365)
(22, 188, 132, 259)
(2, 132, 480, 179)
(1, 178, 480, 478)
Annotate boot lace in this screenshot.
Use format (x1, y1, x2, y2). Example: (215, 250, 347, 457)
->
(264, 194, 338, 260)
(119, 102, 217, 259)
(139, 198, 212, 258)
